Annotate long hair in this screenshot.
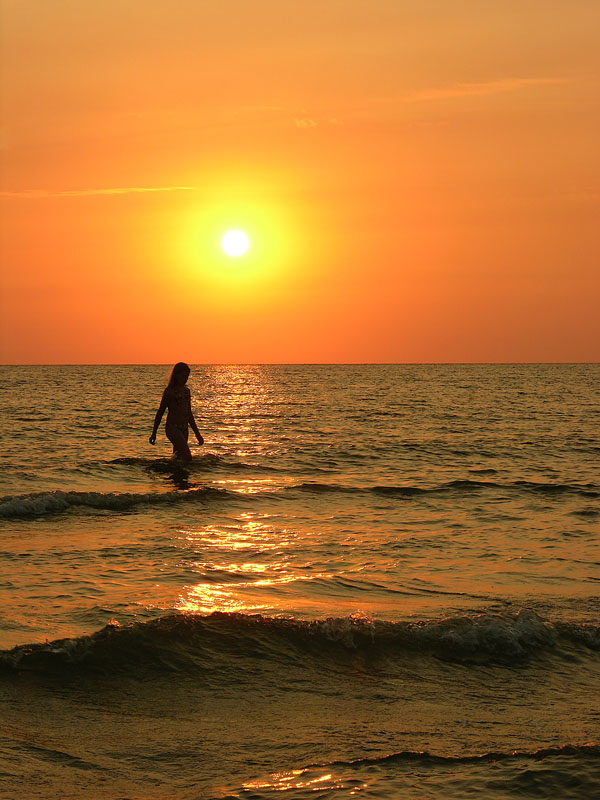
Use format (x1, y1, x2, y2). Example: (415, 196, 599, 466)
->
(167, 362, 190, 387)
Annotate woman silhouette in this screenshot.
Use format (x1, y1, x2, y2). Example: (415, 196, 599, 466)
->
(149, 362, 203, 461)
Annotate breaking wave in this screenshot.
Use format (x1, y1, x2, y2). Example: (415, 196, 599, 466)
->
(0, 486, 235, 518)
(3, 476, 596, 519)
(2, 610, 598, 675)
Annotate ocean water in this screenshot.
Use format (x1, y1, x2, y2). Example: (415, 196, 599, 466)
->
(0, 363, 598, 799)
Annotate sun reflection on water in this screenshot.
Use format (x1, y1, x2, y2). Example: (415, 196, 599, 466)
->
(175, 514, 331, 614)
(213, 477, 293, 495)
(193, 365, 285, 460)
(176, 584, 269, 614)
(180, 513, 297, 551)
(176, 569, 331, 615)
(242, 768, 366, 793)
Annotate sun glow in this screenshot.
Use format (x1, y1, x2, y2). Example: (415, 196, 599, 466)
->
(221, 229, 249, 257)
(175, 172, 316, 316)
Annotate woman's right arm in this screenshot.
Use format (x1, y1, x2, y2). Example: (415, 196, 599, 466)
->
(149, 390, 169, 445)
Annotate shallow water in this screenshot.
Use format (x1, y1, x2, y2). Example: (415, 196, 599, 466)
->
(1, 364, 599, 798)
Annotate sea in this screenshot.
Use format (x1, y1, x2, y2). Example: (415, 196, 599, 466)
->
(0, 364, 598, 799)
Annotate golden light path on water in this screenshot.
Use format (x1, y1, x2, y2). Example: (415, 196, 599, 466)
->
(176, 573, 328, 615)
(173, 366, 325, 615)
(175, 514, 334, 615)
(185, 515, 294, 550)
(244, 771, 335, 791)
(242, 768, 368, 794)
(212, 477, 295, 494)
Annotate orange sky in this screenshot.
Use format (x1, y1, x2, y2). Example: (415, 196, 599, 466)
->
(1, 0, 599, 363)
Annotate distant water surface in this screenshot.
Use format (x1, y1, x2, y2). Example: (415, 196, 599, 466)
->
(1, 364, 598, 799)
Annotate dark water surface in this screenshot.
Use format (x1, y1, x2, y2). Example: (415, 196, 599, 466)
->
(1, 365, 598, 798)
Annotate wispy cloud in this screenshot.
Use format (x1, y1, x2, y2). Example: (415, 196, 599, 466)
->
(0, 185, 198, 199)
(294, 118, 318, 129)
(293, 116, 343, 129)
(405, 77, 566, 102)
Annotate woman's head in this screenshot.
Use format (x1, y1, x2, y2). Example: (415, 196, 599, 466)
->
(168, 362, 190, 386)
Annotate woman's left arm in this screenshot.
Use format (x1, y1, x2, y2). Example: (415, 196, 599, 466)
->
(187, 390, 204, 445)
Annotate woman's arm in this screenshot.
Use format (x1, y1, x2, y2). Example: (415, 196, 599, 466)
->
(187, 391, 204, 445)
(149, 389, 170, 444)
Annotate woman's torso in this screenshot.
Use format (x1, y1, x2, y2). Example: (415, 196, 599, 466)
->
(165, 385, 189, 427)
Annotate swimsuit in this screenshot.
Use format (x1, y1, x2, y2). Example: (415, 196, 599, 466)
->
(166, 388, 189, 433)
(166, 420, 188, 434)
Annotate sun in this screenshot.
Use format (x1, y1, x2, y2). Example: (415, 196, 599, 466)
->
(221, 229, 250, 257)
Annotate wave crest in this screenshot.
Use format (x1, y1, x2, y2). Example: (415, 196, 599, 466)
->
(0, 486, 232, 518)
(226, 744, 600, 798)
(317, 742, 600, 769)
(290, 479, 599, 499)
(2, 610, 598, 675)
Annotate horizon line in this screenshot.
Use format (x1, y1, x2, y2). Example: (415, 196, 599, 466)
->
(1, 361, 598, 367)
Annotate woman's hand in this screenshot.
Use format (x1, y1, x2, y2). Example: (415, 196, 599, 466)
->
(149, 434, 156, 445)
(196, 433, 204, 446)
